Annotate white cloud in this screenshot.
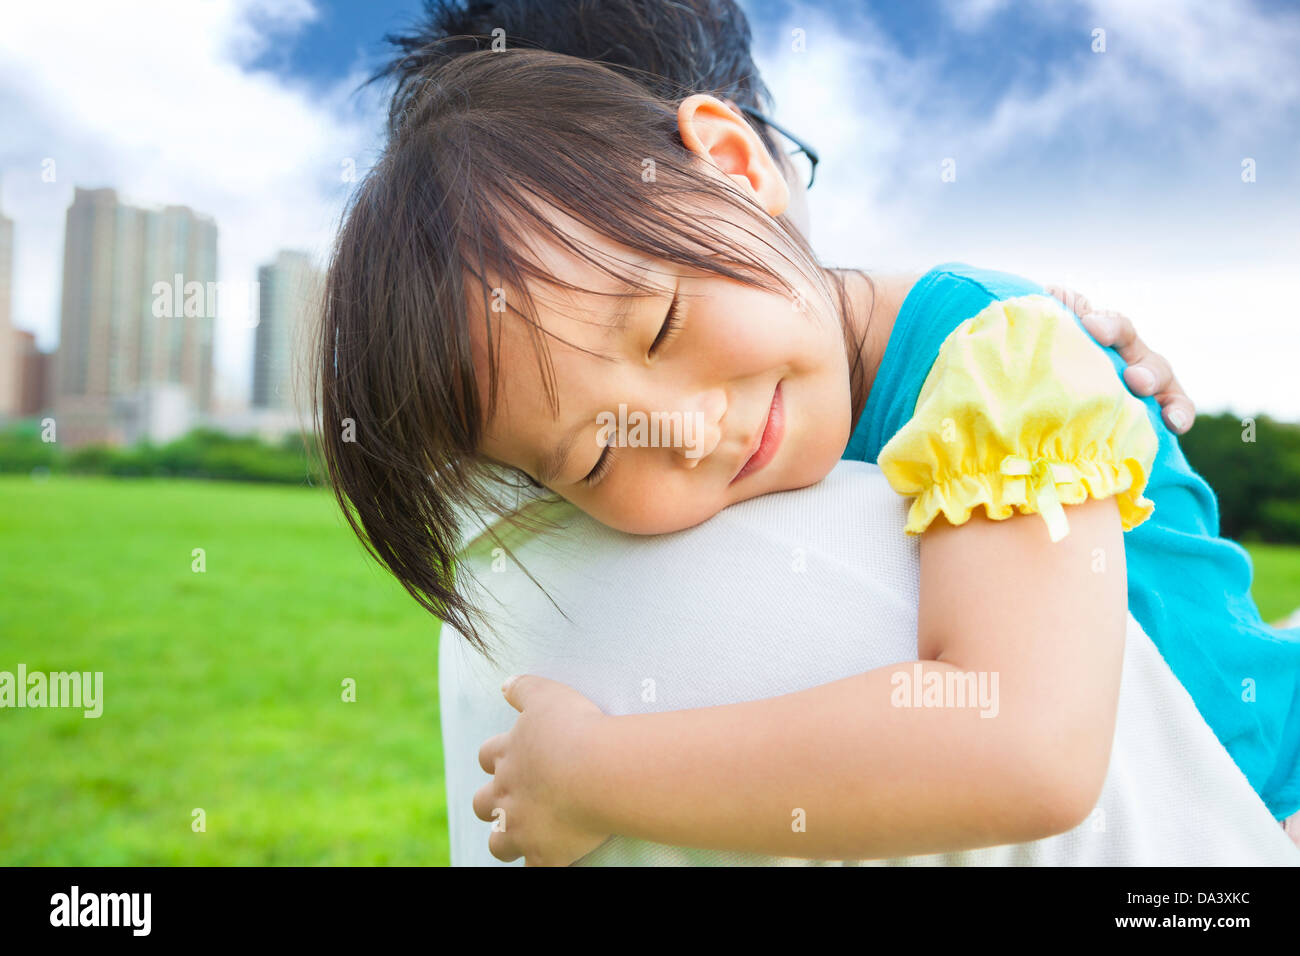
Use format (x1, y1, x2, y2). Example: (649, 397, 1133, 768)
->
(942, 0, 1012, 32)
(1087, 0, 1300, 112)
(750, 0, 1300, 419)
(0, 0, 385, 408)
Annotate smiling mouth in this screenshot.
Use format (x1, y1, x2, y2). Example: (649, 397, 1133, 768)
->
(730, 381, 784, 485)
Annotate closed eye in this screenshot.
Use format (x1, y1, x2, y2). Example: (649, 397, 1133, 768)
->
(582, 288, 678, 487)
(582, 443, 615, 486)
(649, 292, 683, 356)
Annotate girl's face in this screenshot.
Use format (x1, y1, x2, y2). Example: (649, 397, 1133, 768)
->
(472, 212, 852, 535)
(471, 94, 853, 534)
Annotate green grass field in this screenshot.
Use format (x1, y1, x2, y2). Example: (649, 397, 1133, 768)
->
(1, 476, 1297, 865)
(0, 476, 447, 865)
(1246, 543, 1300, 624)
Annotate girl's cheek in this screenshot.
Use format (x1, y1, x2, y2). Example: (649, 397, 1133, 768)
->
(700, 288, 781, 340)
(696, 311, 800, 374)
(596, 468, 723, 535)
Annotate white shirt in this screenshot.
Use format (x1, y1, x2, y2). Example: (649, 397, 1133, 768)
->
(441, 461, 1300, 865)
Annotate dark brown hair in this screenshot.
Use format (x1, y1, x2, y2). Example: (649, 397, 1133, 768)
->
(316, 47, 867, 657)
(372, 0, 780, 156)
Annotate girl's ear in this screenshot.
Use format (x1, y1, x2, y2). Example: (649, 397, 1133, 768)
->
(677, 94, 790, 218)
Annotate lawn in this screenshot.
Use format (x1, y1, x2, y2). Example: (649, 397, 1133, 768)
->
(1, 475, 1296, 866)
(1246, 542, 1300, 624)
(0, 476, 447, 865)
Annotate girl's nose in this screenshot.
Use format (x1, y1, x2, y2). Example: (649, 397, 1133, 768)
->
(677, 388, 727, 469)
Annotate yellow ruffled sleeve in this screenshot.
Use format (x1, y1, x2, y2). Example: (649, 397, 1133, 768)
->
(877, 294, 1158, 542)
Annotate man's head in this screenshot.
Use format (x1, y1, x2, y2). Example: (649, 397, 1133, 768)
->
(372, 0, 812, 232)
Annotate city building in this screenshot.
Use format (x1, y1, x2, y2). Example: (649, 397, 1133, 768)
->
(251, 249, 322, 421)
(53, 187, 217, 444)
(13, 329, 51, 416)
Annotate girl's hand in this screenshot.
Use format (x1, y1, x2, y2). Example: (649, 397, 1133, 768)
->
(1045, 284, 1196, 434)
(472, 675, 612, 866)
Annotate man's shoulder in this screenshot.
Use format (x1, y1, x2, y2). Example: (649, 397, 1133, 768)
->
(461, 460, 901, 592)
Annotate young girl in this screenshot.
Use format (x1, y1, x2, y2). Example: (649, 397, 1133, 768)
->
(317, 48, 1300, 863)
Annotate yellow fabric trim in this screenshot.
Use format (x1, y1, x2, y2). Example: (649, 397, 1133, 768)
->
(877, 294, 1158, 539)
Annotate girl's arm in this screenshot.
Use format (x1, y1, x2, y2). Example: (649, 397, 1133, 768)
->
(475, 496, 1127, 863)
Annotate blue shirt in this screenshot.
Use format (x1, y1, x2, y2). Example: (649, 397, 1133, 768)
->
(844, 262, 1300, 820)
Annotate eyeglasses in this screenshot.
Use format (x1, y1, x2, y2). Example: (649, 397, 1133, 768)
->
(737, 105, 821, 189)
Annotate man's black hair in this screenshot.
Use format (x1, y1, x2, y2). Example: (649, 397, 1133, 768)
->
(371, 0, 778, 154)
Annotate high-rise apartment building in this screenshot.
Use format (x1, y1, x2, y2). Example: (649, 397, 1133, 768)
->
(13, 330, 50, 416)
(54, 187, 217, 443)
(252, 250, 321, 417)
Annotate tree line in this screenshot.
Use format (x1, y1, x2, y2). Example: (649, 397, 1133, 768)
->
(1, 411, 1298, 543)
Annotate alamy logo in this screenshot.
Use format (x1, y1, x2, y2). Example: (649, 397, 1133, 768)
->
(595, 405, 707, 458)
(0, 664, 103, 718)
(151, 273, 259, 326)
(890, 663, 1000, 718)
(50, 886, 151, 936)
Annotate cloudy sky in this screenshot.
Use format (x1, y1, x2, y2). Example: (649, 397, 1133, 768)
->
(1, 0, 1297, 418)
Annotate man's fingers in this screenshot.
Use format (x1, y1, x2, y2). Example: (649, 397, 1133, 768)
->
(1157, 395, 1196, 434)
(1047, 287, 1136, 354)
(1053, 293, 1135, 355)
(1050, 288, 1197, 434)
(1046, 284, 1090, 320)
(1089, 308, 1141, 356)
(1122, 350, 1175, 398)
(1077, 308, 1121, 347)
(1084, 307, 1174, 398)
(1120, 350, 1196, 432)
(1122, 363, 1157, 397)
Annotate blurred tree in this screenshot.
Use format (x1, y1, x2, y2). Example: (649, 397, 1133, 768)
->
(1180, 412, 1300, 542)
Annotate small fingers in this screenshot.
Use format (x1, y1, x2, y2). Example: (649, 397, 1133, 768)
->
(489, 826, 522, 863)
(500, 673, 536, 712)
(472, 780, 501, 822)
(478, 733, 505, 774)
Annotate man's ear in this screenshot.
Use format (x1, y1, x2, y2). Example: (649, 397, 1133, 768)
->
(677, 94, 789, 217)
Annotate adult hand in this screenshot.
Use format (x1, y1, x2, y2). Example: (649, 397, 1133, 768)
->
(1046, 285, 1196, 434)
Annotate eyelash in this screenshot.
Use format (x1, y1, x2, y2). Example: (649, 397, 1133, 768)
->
(583, 443, 616, 486)
(583, 292, 680, 487)
(649, 293, 683, 356)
